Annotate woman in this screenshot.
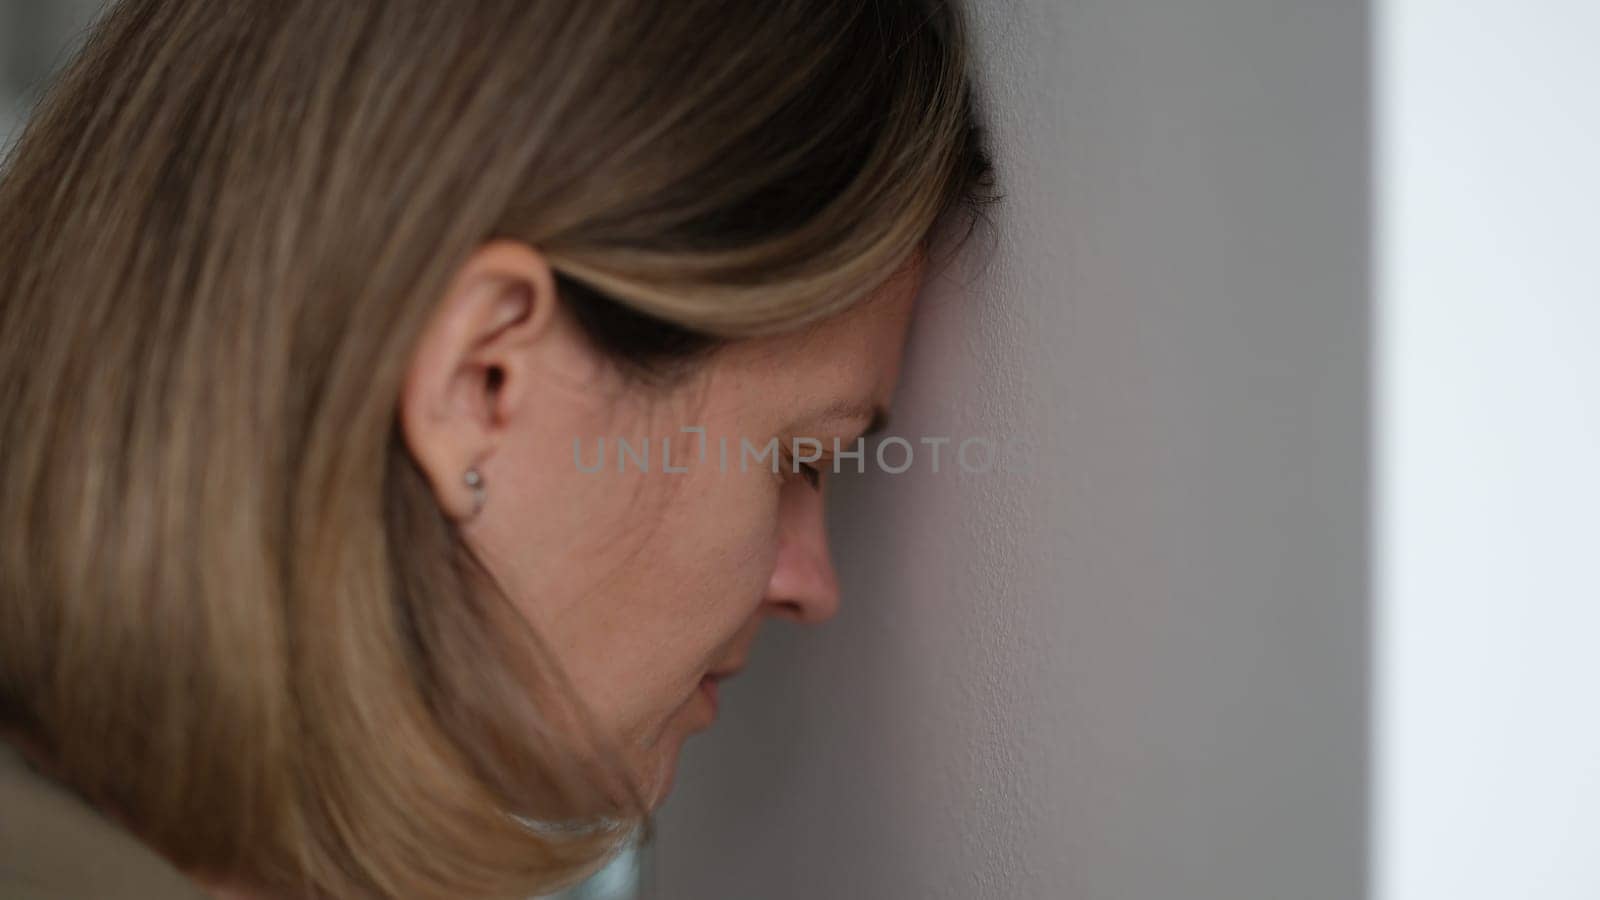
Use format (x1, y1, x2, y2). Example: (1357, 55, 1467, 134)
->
(0, 0, 994, 896)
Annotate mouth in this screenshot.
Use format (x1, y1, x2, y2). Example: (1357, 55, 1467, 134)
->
(698, 675, 719, 718)
(697, 662, 746, 721)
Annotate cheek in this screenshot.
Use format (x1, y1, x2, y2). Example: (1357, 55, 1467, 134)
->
(641, 463, 779, 651)
(543, 455, 783, 741)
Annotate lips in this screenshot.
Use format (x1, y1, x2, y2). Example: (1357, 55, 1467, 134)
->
(707, 661, 747, 681)
(698, 675, 720, 718)
(701, 663, 744, 709)
(697, 660, 746, 722)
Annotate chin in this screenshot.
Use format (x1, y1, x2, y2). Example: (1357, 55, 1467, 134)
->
(646, 725, 697, 809)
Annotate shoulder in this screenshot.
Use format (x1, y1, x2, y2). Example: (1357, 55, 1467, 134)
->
(0, 738, 211, 899)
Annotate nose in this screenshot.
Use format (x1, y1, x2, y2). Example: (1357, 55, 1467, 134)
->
(761, 476, 841, 625)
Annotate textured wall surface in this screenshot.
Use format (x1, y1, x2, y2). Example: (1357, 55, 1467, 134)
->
(655, 2, 1370, 898)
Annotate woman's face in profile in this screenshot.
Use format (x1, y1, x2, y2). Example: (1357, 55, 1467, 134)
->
(401, 246, 923, 806)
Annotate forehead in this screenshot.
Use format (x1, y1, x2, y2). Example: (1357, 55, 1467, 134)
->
(703, 264, 922, 424)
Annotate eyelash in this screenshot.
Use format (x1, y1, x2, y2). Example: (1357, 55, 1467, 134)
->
(778, 445, 826, 490)
(797, 461, 823, 490)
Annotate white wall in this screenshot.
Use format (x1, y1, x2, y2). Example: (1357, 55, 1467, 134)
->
(1373, 3, 1600, 899)
(656, 2, 1370, 898)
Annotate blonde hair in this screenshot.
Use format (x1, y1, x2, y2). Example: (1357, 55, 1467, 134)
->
(0, 0, 994, 897)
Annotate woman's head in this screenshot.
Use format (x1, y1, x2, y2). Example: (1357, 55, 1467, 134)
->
(400, 240, 927, 814)
(0, 0, 993, 897)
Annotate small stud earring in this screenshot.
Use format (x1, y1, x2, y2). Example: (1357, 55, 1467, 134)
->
(464, 467, 486, 519)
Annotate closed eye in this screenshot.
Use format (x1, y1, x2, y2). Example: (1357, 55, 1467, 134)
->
(778, 444, 826, 491)
(797, 461, 822, 490)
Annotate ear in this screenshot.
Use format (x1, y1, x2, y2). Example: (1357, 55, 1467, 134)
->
(398, 239, 559, 521)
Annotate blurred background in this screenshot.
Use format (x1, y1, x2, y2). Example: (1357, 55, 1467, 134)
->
(0, 0, 102, 150)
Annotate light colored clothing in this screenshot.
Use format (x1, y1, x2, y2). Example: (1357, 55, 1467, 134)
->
(0, 738, 210, 899)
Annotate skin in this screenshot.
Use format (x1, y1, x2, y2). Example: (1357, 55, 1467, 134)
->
(399, 240, 923, 809)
